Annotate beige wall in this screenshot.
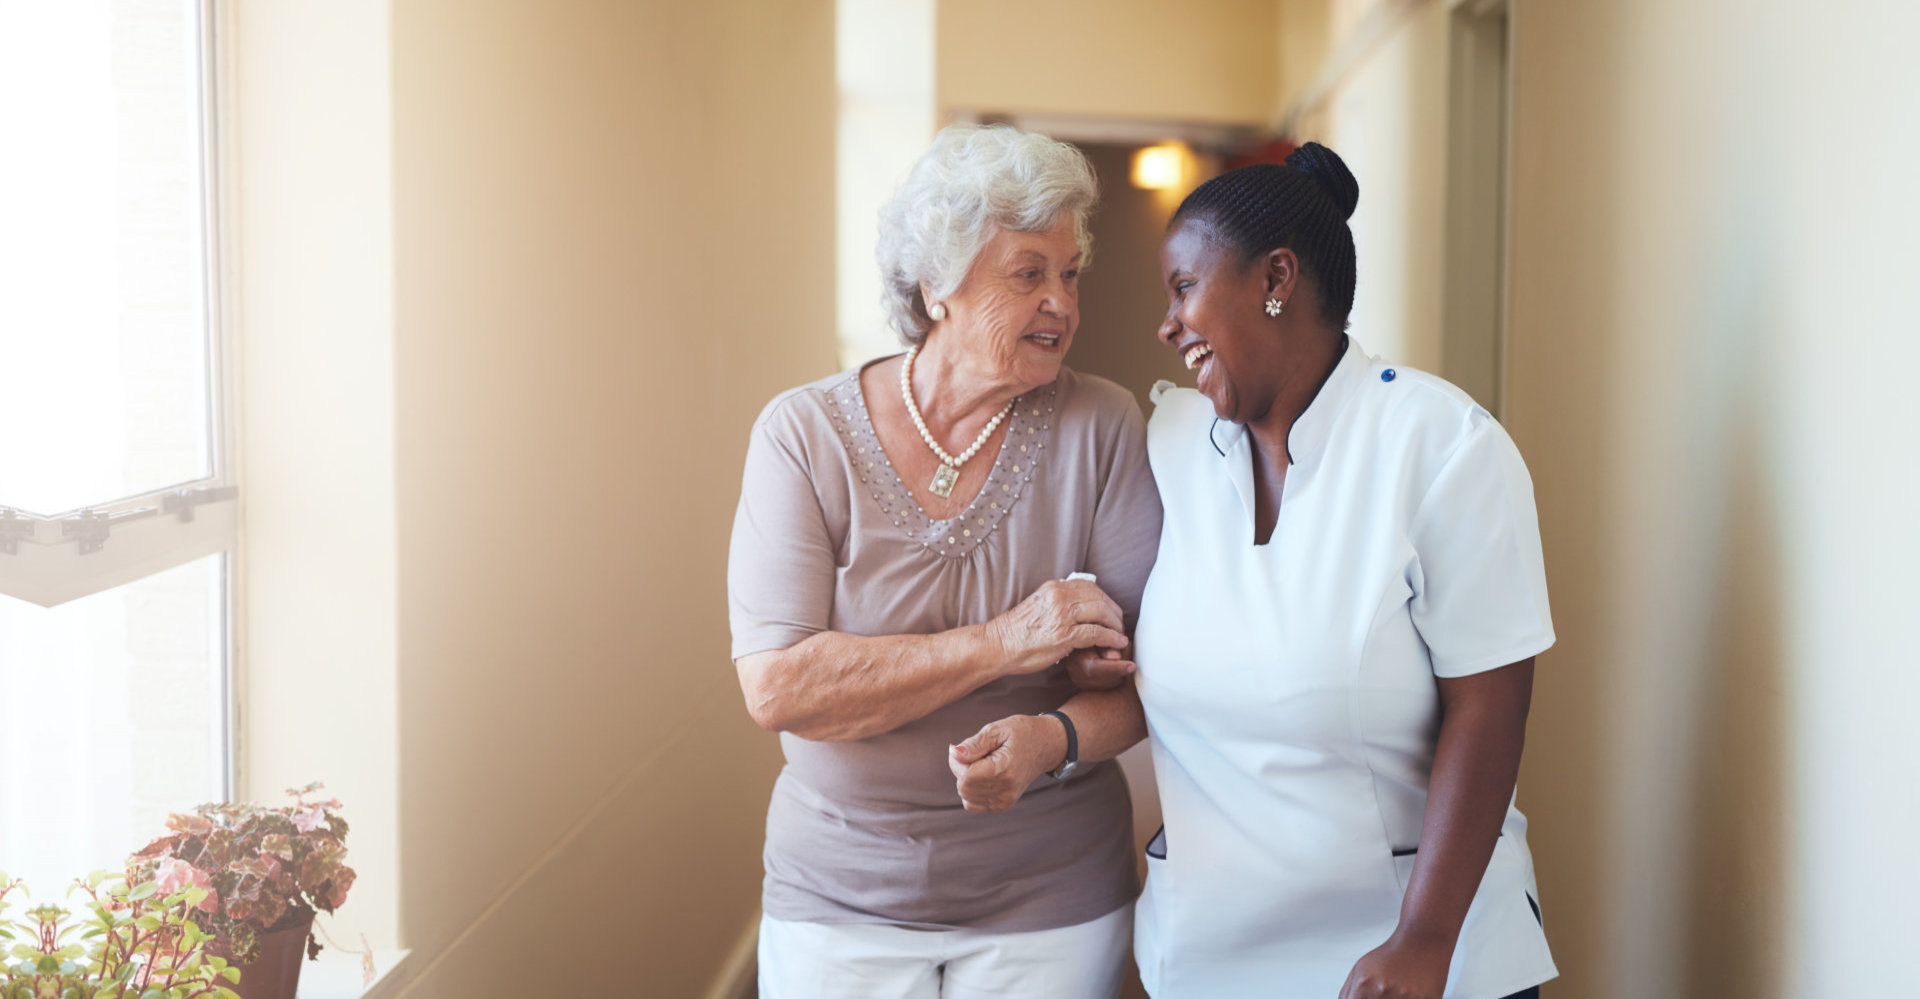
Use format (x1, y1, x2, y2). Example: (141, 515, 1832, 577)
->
(1274, 0, 1335, 118)
(385, 0, 834, 995)
(1320, 0, 1920, 995)
(938, 0, 1278, 125)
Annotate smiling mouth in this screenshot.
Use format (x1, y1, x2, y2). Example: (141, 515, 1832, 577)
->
(1183, 343, 1213, 369)
(1026, 331, 1064, 348)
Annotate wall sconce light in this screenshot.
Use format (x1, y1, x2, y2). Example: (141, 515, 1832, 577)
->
(1132, 141, 1192, 191)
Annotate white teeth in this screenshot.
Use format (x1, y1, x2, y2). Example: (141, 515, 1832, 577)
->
(1183, 344, 1212, 370)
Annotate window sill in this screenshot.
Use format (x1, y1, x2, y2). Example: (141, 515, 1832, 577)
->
(298, 949, 410, 999)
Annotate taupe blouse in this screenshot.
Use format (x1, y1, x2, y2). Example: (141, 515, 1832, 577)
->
(727, 361, 1163, 931)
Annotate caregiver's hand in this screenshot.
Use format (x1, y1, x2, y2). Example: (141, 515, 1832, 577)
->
(987, 579, 1128, 676)
(946, 714, 1066, 813)
(1337, 931, 1451, 999)
(1064, 645, 1135, 691)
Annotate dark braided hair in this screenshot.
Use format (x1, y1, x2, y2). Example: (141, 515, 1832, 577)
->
(1171, 141, 1360, 328)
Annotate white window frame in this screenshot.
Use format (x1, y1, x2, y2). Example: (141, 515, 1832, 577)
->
(0, 0, 237, 615)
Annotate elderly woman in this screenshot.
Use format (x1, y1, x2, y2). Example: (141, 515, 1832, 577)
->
(726, 123, 1162, 999)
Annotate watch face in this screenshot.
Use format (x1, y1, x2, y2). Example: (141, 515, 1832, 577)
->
(1054, 760, 1078, 780)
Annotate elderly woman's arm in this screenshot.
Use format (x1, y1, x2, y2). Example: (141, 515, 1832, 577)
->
(945, 680, 1147, 812)
(736, 577, 1129, 743)
(1338, 657, 1535, 999)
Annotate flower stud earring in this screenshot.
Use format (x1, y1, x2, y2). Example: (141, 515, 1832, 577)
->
(1264, 297, 1284, 317)
(929, 302, 948, 321)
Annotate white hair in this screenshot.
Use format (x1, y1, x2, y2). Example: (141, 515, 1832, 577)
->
(875, 124, 1099, 346)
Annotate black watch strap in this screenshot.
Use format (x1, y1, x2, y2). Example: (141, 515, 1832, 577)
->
(1040, 709, 1078, 780)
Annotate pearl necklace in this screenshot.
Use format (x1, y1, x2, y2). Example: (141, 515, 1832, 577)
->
(899, 344, 1014, 499)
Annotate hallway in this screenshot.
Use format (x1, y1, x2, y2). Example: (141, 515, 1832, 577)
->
(281, 1, 1920, 994)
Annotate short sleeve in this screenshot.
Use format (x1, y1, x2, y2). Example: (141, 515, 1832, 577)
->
(1082, 398, 1164, 630)
(1407, 415, 1554, 677)
(727, 398, 840, 660)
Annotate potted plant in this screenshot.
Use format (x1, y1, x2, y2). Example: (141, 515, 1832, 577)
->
(0, 869, 242, 998)
(128, 783, 356, 999)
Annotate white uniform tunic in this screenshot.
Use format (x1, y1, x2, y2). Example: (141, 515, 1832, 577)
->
(1132, 337, 1558, 999)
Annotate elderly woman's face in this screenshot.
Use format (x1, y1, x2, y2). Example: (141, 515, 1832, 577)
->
(937, 215, 1081, 389)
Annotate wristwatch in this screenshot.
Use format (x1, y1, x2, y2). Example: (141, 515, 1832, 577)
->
(1040, 709, 1079, 780)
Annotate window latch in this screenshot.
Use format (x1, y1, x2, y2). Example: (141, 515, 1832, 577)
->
(60, 507, 162, 555)
(62, 510, 114, 555)
(0, 509, 34, 556)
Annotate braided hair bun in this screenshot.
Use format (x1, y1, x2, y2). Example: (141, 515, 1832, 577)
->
(1171, 140, 1360, 327)
(1284, 141, 1359, 220)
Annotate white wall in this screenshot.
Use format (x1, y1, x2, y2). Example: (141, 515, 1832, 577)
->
(1319, 1, 1920, 995)
(836, 0, 935, 368)
(231, 0, 400, 954)
(1322, 5, 1447, 371)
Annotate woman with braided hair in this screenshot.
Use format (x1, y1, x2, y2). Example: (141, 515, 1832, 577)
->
(1122, 142, 1558, 998)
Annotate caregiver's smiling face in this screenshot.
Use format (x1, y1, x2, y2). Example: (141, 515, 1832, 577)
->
(1157, 218, 1278, 425)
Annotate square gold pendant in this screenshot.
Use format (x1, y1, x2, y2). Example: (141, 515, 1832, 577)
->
(929, 463, 959, 498)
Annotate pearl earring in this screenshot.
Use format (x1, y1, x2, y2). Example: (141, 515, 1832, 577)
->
(1264, 297, 1284, 317)
(929, 302, 948, 321)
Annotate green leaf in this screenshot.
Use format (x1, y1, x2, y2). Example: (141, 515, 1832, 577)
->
(219, 966, 238, 984)
(133, 916, 162, 931)
(126, 883, 157, 903)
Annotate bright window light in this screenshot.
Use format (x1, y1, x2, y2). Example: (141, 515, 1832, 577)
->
(0, 0, 213, 516)
(0, 555, 227, 899)
(0, 0, 229, 898)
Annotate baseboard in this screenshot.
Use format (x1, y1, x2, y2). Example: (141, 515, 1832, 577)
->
(703, 907, 759, 999)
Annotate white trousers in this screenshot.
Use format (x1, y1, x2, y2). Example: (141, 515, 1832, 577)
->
(757, 904, 1132, 999)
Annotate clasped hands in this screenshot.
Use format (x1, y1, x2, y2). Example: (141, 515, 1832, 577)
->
(948, 578, 1133, 813)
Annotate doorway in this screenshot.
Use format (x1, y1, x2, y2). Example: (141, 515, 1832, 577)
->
(1441, 0, 1512, 416)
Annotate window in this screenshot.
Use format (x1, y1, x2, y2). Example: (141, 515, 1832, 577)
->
(0, 0, 232, 897)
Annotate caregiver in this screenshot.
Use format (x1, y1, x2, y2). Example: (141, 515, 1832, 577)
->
(1129, 142, 1558, 999)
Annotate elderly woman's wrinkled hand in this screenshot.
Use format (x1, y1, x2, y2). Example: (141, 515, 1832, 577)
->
(946, 714, 1065, 813)
(1064, 646, 1134, 690)
(987, 579, 1128, 676)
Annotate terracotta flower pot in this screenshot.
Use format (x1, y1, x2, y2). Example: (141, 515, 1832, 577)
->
(229, 910, 315, 999)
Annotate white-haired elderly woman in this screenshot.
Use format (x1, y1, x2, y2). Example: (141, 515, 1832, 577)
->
(727, 123, 1162, 998)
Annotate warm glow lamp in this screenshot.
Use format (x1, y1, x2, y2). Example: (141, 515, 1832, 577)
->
(1131, 141, 1190, 190)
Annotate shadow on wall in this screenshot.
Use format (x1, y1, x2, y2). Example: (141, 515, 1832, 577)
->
(1682, 401, 1789, 999)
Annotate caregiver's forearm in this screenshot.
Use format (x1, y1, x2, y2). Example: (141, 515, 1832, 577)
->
(735, 627, 1008, 743)
(1394, 658, 1536, 950)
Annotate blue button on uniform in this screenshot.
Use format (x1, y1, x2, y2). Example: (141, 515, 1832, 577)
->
(1381, 369, 1397, 382)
